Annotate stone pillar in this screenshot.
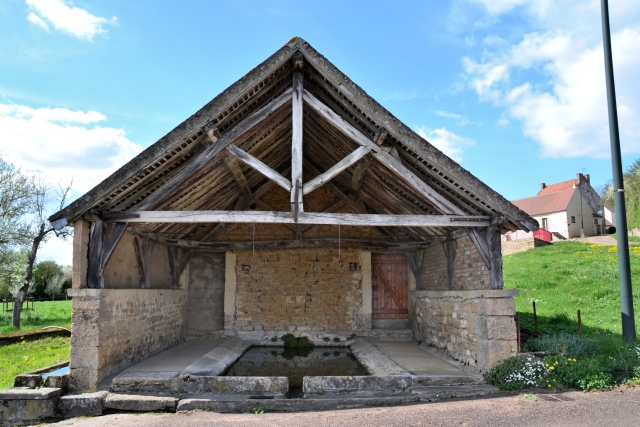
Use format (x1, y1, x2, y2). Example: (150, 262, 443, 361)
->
(224, 252, 237, 335)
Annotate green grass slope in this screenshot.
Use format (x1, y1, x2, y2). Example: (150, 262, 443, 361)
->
(0, 300, 71, 335)
(504, 241, 640, 337)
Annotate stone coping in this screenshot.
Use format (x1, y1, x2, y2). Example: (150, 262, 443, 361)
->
(411, 289, 518, 298)
(67, 288, 186, 297)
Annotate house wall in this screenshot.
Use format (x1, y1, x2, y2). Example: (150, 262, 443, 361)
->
(533, 211, 569, 239)
(410, 289, 518, 369)
(67, 288, 187, 391)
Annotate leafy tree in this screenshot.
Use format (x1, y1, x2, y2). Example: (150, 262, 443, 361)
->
(45, 266, 71, 300)
(32, 260, 63, 299)
(602, 159, 640, 231)
(0, 249, 29, 299)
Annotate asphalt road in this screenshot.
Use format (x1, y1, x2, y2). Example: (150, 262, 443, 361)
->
(50, 387, 640, 427)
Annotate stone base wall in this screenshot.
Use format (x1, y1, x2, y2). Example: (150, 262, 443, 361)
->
(67, 288, 187, 392)
(232, 247, 368, 336)
(410, 289, 518, 370)
(501, 238, 552, 256)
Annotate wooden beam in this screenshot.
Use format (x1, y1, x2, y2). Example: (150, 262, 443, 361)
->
(303, 146, 369, 195)
(224, 154, 253, 201)
(133, 88, 292, 211)
(404, 251, 421, 288)
(167, 246, 193, 289)
(442, 238, 458, 290)
(466, 227, 490, 269)
(291, 70, 304, 213)
(302, 90, 464, 215)
(487, 225, 504, 289)
(199, 197, 248, 242)
(351, 156, 372, 191)
(105, 210, 490, 227)
(133, 235, 154, 289)
(87, 219, 104, 289)
(226, 144, 291, 192)
(132, 233, 430, 251)
(101, 222, 128, 270)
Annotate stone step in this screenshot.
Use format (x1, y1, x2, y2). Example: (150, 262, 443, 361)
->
(104, 393, 178, 412)
(369, 329, 414, 341)
(409, 385, 499, 399)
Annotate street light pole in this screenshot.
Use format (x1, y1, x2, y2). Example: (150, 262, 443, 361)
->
(601, 0, 636, 342)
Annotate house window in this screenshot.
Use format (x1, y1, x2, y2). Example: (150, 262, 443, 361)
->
(571, 216, 576, 223)
(542, 218, 548, 230)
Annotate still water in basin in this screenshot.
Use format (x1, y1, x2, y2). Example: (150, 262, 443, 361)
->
(226, 346, 368, 388)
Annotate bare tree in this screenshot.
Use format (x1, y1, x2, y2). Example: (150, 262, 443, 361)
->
(12, 179, 72, 328)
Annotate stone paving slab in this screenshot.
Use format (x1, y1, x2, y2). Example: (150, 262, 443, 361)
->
(59, 391, 108, 418)
(372, 341, 478, 381)
(350, 340, 409, 376)
(104, 393, 178, 412)
(117, 339, 223, 374)
(183, 337, 251, 376)
(0, 387, 61, 400)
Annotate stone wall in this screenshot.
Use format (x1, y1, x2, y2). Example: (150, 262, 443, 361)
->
(67, 288, 187, 391)
(501, 238, 552, 256)
(419, 234, 490, 290)
(232, 247, 368, 338)
(410, 289, 518, 370)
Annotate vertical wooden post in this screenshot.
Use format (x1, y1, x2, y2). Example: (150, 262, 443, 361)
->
(72, 219, 91, 289)
(533, 300, 539, 335)
(486, 225, 504, 289)
(577, 309, 583, 338)
(87, 219, 104, 289)
(517, 313, 521, 353)
(291, 63, 304, 216)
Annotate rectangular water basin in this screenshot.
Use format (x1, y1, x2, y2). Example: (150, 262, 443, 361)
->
(226, 347, 368, 389)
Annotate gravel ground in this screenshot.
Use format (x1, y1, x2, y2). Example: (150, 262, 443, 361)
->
(49, 387, 640, 427)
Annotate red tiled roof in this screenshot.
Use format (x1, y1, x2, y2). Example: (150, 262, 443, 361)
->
(511, 190, 575, 216)
(538, 179, 576, 196)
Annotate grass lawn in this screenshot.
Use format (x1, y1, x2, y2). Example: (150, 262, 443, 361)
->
(503, 240, 640, 338)
(0, 336, 70, 389)
(0, 300, 72, 335)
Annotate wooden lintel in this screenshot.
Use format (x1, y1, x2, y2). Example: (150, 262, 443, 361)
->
(291, 70, 304, 213)
(303, 146, 369, 195)
(106, 210, 490, 227)
(226, 144, 291, 192)
(133, 88, 293, 211)
(302, 90, 464, 215)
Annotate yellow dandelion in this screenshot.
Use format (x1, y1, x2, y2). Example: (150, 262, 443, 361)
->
(545, 363, 549, 367)
(548, 384, 552, 388)
(549, 366, 555, 370)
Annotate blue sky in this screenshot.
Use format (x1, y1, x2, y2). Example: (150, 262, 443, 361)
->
(1, 0, 639, 265)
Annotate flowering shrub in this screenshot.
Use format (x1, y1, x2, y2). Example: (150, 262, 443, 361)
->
(484, 356, 550, 391)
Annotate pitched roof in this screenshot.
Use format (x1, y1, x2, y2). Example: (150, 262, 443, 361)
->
(512, 190, 575, 216)
(538, 179, 576, 196)
(49, 38, 536, 239)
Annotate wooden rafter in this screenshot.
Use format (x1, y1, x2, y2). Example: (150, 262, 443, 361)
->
(226, 144, 291, 191)
(303, 146, 369, 195)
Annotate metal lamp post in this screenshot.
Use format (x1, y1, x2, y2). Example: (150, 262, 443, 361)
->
(601, 0, 636, 342)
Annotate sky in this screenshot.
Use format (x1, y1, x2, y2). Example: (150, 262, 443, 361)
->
(0, 0, 639, 266)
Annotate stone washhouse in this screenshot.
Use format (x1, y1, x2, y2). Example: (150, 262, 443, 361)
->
(50, 38, 538, 393)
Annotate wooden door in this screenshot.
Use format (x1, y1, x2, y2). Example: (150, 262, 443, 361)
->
(372, 253, 408, 320)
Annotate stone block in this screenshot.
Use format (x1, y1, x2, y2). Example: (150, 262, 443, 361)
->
(110, 371, 183, 394)
(70, 345, 109, 370)
(58, 391, 107, 418)
(0, 387, 61, 400)
(183, 376, 288, 395)
(486, 317, 517, 340)
(303, 376, 412, 395)
(482, 298, 515, 316)
(104, 393, 178, 412)
(0, 398, 58, 425)
(476, 339, 516, 369)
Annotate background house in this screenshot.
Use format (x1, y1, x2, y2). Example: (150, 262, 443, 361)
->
(505, 173, 605, 245)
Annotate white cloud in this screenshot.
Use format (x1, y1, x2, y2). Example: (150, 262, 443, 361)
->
(461, 2, 640, 159)
(418, 127, 476, 162)
(0, 103, 142, 194)
(37, 235, 72, 266)
(436, 110, 475, 126)
(26, 0, 117, 41)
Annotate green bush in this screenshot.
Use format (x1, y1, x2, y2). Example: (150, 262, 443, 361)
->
(525, 333, 598, 358)
(483, 356, 549, 391)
